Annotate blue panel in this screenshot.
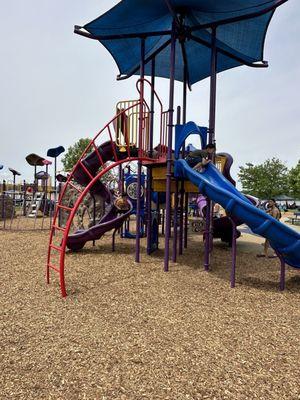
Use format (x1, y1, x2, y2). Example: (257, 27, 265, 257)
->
(175, 122, 208, 159)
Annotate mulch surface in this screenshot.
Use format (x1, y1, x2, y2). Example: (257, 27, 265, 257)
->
(1, 230, 300, 399)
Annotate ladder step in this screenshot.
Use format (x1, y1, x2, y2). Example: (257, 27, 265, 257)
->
(68, 181, 83, 193)
(91, 142, 104, 166)
(52, 224, 65, 232)
(79, 161, 94, 181)
(50, 244, 62, 252)
(48, 263, 60, 273)
(57, 204, 73, 212)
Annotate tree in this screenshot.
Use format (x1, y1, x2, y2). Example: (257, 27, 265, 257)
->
(62, 138, 91, 172)
(238, 158, 289, 199)
(288, 160, 300, 198)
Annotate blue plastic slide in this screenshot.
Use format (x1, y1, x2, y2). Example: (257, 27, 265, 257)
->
(175, 160, 300, 268)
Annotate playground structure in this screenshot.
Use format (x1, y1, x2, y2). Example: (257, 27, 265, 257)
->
(0, 147, 65, 231)
(45, 0, 300, 297)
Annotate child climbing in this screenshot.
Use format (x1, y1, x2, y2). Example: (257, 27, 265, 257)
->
(186, 143, 216, 172)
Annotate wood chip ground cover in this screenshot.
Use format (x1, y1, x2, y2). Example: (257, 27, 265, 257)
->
(1, 230, 300, 399)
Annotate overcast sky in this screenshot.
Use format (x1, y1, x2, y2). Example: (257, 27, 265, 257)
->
(0, 0, 299, 186)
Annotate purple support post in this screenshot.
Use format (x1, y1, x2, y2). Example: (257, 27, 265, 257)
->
(179, 191, 184, 255)
(135, 38, 146, 263)
(275, 250, 286, 291)
(112, 228, 118, 252)
(164, 23, 176, 272)
(229, 217, 237, 288)
(146, 59, 156, 255)
(91, 193, 96, 246)
(204, 200, 211, 271)
(184, 192, 189, 248)
(204, 26, 218, 271)
(179, 67, 187, 255)
(172, 106, 181, 262)
(118, 165, 123, 195)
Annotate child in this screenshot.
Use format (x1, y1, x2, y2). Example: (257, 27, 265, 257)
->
(258, 199, 281, 258)
(186, 143, 216, 172)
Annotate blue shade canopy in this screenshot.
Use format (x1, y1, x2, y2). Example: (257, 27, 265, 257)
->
(0, 165, 3, 170)
(76, 0, 287, 85)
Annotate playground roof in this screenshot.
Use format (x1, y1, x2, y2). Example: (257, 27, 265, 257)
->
(75, 0, 287, 85)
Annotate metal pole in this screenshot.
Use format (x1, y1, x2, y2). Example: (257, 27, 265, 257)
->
(92, 193, 96, 246)
(135, 37, 146, 263)
(172, 106, 181, 262)
(184, 192, 188, 248)
(164, 23, 176, 272)
(146, 59, 156, 255)
(34, 165, 37, 194)
(52, 156, 58, 230)
(118, 165, 123, 195)
(13, 173, 16, 205)
(204, 26, 217, 271)
(179, 66, 187, 255)
(275, 250, 285, 291)
(229, 218, 237, 288)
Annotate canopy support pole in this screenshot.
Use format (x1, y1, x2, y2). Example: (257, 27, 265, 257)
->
(164, 23, 176, 272)
(172, 106, 181, 262)
(135, 37, 146, 263)
(204, 26, 217, 271)
(146, 59, 156, 255)
(179, 67, 187, 255)
(229, 217, 237, 288)
(12, 172, 16, 205)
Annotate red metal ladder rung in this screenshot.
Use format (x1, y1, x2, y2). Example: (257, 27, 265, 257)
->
(79, 160, 94, 181)
(48, 263, 60, 273)
(52, 224, 65, 232)
(57, 204, 73, 212)
(68, 181, 83, 193)
(50, 244, 62, 252)
(91, 142, 105, 166)
(107, 125, 119, 161)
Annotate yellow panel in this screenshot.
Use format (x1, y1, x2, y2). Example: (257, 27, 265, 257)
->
(152, 166, 169, 179)
(152, 179, 198, 193)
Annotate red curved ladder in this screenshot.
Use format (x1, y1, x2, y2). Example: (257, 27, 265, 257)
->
(46, 94, 166, 297)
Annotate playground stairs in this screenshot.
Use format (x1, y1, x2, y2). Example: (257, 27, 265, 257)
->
(28, 192, 44, 218)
